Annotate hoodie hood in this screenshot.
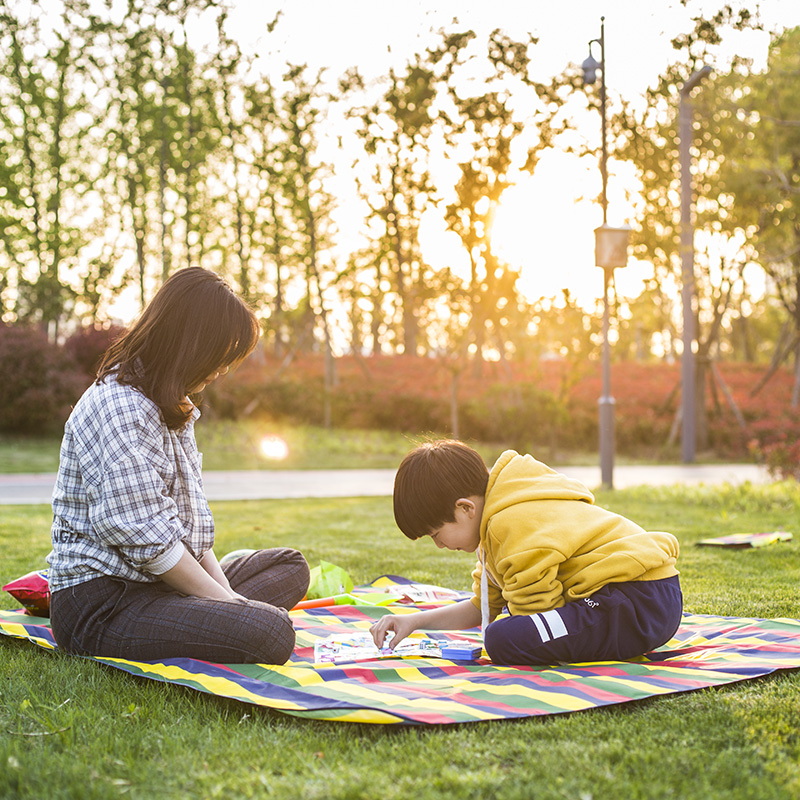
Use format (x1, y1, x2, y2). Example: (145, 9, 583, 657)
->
(482, 451, 594, 533)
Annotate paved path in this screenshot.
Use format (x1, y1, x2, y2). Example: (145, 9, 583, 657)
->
(0, 463, 773, 505)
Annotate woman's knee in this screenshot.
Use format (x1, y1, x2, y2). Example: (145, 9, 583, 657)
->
(260, 547, 309, 581)
(285, 548, 310, 586)
(267, 547, 310, 603)
(249, 608, 297, 664)
(283, 549, 311, 604)
(226, 547, 310, 606)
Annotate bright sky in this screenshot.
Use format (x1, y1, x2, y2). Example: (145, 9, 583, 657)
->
(90, 0, 798, 325)
(211, 0, 800, 309)
(225, 0, 794, 98)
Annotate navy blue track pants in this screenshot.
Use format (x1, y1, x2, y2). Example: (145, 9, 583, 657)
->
(484, 576, 683, 666)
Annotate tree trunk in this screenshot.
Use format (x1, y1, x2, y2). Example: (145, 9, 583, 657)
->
(695, 355, 709, 451)
(269, 193, 285, 358)
(370, 262, 383, 355)
(449, 368, 460, 439)
(159, 35, 170, 282)
(402, 304, 418, 356)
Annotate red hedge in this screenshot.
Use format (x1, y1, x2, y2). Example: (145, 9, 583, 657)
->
(204, 353, 800, 464)
(0, 325, 87, 434)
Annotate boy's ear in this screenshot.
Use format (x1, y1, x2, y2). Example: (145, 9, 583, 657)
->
(455, 497, 477, 517)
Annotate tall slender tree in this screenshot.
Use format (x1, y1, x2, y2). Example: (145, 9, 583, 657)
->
(714, 26, 800, 405)
(280, 63, 340, 422)
(244, 67, 297, 355)
(443, 29, 550, 374)
(344, 34, 469, 355)
(614, 6, 764, 447)
(0, 0, 99, 332)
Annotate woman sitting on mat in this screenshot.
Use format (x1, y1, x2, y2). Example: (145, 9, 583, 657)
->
(47, 267, 309, 665)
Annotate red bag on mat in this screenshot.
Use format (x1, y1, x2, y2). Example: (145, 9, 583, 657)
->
(2, 569, 50, 616)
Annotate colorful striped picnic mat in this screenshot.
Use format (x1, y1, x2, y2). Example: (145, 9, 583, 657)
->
(2, 575, 800, 725)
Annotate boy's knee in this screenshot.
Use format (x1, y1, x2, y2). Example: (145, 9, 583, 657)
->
(484, 614, 556, 666)
(483, 618, 515, 665)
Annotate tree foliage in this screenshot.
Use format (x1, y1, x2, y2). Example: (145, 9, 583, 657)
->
(713, 26, 800, 404)
(0, 0, 797, 413)
(0, 0, 101, 330)
(612, 5, 787, 445)
(342, 37, 457, 355)
(443, 29, 547, 372)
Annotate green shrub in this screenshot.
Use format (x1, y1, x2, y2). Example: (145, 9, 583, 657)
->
(333, 387, 446, 433)
(460, 383, 567, 450)
(204, 372, 327, 425)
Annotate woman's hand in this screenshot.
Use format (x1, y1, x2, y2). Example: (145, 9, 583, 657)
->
(160, 547, 240, 600)
(200, 549, 234, 592)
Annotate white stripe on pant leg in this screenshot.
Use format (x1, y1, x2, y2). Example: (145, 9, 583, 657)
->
(541, 609, 569, 639)
(530, 614, 551, 642)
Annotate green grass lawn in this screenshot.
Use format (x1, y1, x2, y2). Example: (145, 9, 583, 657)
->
(1, 422, 505, 474)
(2, 420, 603, 474)
(0, 419, 737, 475)
(1, 482, 800, 799)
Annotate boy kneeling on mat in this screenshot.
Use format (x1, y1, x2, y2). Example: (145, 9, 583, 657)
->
(370, 440, 682, 666)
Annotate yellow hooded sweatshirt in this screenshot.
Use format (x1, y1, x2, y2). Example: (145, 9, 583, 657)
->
(470, 451, 679, 626)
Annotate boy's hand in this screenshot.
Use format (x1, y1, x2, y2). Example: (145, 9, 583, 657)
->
(370, 600, 480, 650)
(370, 613, 418, 650)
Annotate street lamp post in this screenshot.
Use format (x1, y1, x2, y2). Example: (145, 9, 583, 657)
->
(581, 18, 609, 226)
(679, 66, 712, 464)
(582, 18, 630, 490)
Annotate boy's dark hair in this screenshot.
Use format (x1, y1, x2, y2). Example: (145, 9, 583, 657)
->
(97, 267, 259, 429)
(393, 440, 490, 540)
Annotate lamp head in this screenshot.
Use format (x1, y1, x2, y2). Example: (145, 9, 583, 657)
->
(594, 225, 632, 269)
(582, 52, 600, 85)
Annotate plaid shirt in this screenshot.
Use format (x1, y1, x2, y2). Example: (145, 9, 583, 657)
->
(47, 374, 214, 592)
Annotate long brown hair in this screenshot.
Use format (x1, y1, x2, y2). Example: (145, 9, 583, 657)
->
(97, 267, 259, 429)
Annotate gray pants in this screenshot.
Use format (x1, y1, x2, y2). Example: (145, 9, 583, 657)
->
(50, 548, 309, 665)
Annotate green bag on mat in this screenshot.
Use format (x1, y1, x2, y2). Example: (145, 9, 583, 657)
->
(306, 560, 354, 600)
